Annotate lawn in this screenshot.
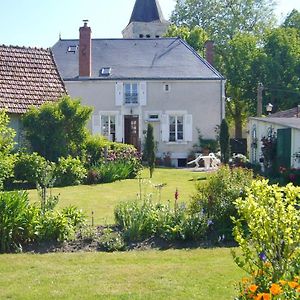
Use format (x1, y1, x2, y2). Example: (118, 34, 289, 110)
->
(28, 168, 206, 225)
(0, 248, 243, 299)
(2, 168, 244, 299)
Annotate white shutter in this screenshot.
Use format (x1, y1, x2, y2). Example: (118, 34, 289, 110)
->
(92, 114, 101, 135)
(184, 114, 193, 142)
(115, 82, 123, 106)
(161, 114, 169, 142)
(115, 114, 123, 142)
(139, 81, 147, 106)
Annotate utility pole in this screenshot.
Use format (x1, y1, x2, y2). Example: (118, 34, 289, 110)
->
(257, 83, 264, 117)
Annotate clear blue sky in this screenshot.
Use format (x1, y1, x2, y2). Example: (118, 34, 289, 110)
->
(0, 0, 299, 48)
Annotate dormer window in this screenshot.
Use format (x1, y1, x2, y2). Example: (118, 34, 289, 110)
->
(100, 67, 111, 76)
(124, 83, 138, 104)
(67, 45, 78, 53)
(146, 34, 151, 38)
(139, 34, 144, 38)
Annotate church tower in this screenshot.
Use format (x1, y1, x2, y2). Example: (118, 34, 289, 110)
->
(122, 0, 170, 39)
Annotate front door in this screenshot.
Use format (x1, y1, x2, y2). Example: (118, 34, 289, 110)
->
(124, 115, 139, 149)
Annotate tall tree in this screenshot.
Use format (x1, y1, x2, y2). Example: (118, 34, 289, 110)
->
(218, 33, 262, 137)
(171, 0, 276, 44)
(165, 25, 208, 55)
(259, 27, 300, 112)
(22, 96, 92, 161)
(282, 9, 300, 32)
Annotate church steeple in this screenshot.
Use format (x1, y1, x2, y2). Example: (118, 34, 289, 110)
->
(122, 0, 169, 39)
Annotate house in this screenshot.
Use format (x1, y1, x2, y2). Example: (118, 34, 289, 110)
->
(0, 45, 66, 144)
(52, 0, 225, 167)
(248, 117, 300, 169)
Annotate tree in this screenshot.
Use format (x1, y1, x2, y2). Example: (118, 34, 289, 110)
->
(22, 96, 92, 161)
(259, 27, 300, 112)
(171, 0, 276, 45)
(144, 123, 156, 178)
(282, 9, 300, 32)
(219, 119, 230, 164)
(219, 33, 262, 137)
(165, 25, 208, 55)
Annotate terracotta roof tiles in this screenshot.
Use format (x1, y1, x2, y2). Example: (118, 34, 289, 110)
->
(0, 45, 67, 114)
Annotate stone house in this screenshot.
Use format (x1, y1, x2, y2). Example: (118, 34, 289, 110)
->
(52, 0, 225, 167)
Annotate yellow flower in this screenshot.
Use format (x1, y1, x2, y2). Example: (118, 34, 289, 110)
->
(242, 277, 249, 284)
(249, 284, 258, 293)
(270, 283, 282, 295)
(288, 281, 298, 289)
(296, 286, 300, 293)
(279, 280, 287, 286)
(294, 276, 299, 282)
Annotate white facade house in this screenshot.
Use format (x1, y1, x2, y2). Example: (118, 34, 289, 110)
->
(248, 117, 300, 169)
(52, 1, 225, 167)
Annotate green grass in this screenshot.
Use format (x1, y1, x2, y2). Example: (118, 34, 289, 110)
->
(0, 248, 243, 299)
(28, 168, 206, 225)
(2, 168, 244, 299)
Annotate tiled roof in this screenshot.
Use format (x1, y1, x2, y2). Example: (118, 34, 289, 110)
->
(0, 45, 66, 114)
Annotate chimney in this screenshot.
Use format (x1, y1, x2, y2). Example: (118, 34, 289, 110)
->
(204, 40, 214, 66)
(79, 20, 91, 77)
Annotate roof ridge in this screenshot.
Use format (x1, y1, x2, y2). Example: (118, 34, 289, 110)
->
(0, 44, 50, 51)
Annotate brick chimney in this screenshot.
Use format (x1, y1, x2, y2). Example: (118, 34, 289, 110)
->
(79, 20, 91, 77)
(204, 40, 214, 66)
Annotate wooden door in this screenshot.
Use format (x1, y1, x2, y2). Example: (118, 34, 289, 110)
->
(124, 115, 139, 150)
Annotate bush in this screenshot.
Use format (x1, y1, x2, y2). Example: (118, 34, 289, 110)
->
(97, 228, 125, 252)
(55, 156, 87, 186)
(85, 135, 110, 166)
(0, 191, 38, 252)
(14, 152, 47, 184)
(233, 180, 300, 299)
(114, 197, 208, 242)
(0, 153, 15, 190)
(190, 166, 254, 241)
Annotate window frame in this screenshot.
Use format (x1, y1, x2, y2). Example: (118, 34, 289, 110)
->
(101, 114, 116, 142)
(169, 115, 184, 142)
(124, 82, 138, 105)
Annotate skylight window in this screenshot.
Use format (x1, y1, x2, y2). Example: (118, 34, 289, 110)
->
(100, 67, 111, 76)
(67, 45, 78, 53)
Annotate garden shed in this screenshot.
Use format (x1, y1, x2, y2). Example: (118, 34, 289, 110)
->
(248, 117, 300, 169)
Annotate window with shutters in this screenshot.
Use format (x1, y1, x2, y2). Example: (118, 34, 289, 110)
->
(169, 115, 184, 142)
(124, 83, 138, 104)
(101, 115, 116, 141)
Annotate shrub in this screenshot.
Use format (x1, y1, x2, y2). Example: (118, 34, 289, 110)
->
(97, 228, 125, 252)
(114, 197, 208, 242)
(144, 123, 156, 178)
(85, 135, 110, 166)
(190, 166, 254, 241)
(0, 191, 37, 252)
(233, 180, 300, 299)
(14, 152, 47, 184)
(61, 205, 86, 228)
(220, 119, 230, 163)
(0, 153, 15, 190)
(55, 156, 87, 186)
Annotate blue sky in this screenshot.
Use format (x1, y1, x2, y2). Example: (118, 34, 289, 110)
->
(0, 0, 299, 48)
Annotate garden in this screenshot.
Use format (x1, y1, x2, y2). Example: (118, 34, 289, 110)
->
(0, 98, 299, 299)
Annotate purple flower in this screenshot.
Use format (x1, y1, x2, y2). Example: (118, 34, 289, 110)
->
(259, 252, 267, 262)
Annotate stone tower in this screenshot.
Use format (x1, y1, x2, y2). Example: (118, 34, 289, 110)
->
(122, 0, 170, 39)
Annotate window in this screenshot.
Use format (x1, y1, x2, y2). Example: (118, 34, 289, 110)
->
(67, 45, 78, 53)
(139, 34, 144, 38)
(164, 84, 170, 92)
(101, 115, 116, 141)
(169, 115, 184, 142)
(124, 83, 138, 104)
(100, 67, 111, 76)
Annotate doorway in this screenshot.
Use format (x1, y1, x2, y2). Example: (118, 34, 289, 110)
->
(124, 115, 139, 150)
